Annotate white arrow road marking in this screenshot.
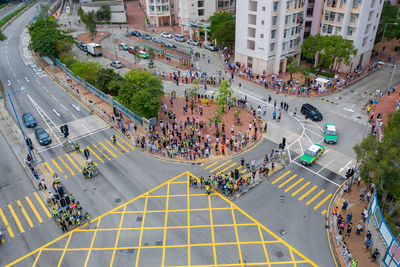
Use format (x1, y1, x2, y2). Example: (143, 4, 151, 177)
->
(72, 104, 80, 111)
(339, 161, 352, 173)
(7, 80, 11, 86)
(25, 76, 29, 82)
(53, 109, 60, 117)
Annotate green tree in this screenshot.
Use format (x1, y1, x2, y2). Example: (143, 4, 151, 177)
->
(329, 35, 357, 72)
(95, 68, 122, 94)
(301, 33, 323, 65)
(209, 12, 235, 50)
(354, 111, 400, 212)
(96, 5, 111, 22)
(213, 80, 234, 114)
(28, 16, 75, 57)
(147, 47, 155, 68)
(376, 2, 400, 41)
(82, 11, 97, 41)
(123, 90, 160, 118)
(286, 57, 299, 80)
(300, 66, 311, 85)
(123, 69, 163, 97)
(0, 30, 6, 41)
(133, 45, 141, 64)
(70, 60, 101, 85)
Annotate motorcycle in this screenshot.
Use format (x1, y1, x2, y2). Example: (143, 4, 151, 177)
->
(0, 231, 4, 244)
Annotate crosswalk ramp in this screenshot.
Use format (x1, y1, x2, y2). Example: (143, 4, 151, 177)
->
(0, 192, 52, 239)
(38, 137, 135, 178)
(271, 170, 332, 214)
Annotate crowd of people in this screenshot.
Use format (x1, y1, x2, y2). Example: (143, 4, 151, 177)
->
(132, 92, 266, 160)
(151, 69, 223, 88)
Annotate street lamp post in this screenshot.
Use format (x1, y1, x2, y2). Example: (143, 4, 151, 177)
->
(378, 22, 398, 60)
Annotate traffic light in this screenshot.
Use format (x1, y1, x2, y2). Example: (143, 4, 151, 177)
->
(282, 137, 286, 149)
(60, 125, 69, 138)
(26, 138, 33, 150)
(84, 149, 90, 160)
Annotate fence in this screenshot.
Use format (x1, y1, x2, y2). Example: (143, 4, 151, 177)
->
(368, 192, 400, 266)
(53, 57, 143, 126)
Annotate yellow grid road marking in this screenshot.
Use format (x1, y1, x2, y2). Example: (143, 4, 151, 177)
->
(115, 140, 129, 152)
(135, 195, 148, 267)
(208, 194, 217, 265)
(216, 163, 237, 175)
(257, 225, 270, 265)
(284, 178, 304, 193)
(231, 206, 243, 265)
(32, 249, 42, 266)
(76, 223, 258, 231)
(278, 174, 297, 189)
(306, 190, 325, 205)
(25, 196, 43, 223)
(17, 201, 33, 228)
(44, 161, 54, 175)
(314, 194, 332, 210)
(291, 182, 310, 197)
(34, 192, 51, 218)
(110, 205, 127, 266)
(51, 159, 63, 173)
(84, 219, 101, 267)
(65, 154, 81, 172)
(58, 156, 75, 176)
(187, 175, 191, 265)
(99, 141, 117, 158)
(57, 230, 73, 267)
(93, 144, 110, 161)
(0, 208, 14, 238)
(321, 210, 327, 215)
(87, 146, 104, 163)
(299, 185, 318, 201)
(205, 161, 219, 170)
(8, 204, 24, 233)
(106, 140, 123, 155)
(272, 171, 291, 184)
(116, 137, 135, 150)
(161, 183, 170, 267)
(209, 160, 232, 173)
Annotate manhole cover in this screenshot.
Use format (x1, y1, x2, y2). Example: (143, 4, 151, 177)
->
(115, 198, 121, 203)
(127, 249, 135, 254)
(136, 216, 143, 222)
(275, 251, 284, 258)
(155, 241, 163, 246)
(144, 242, 148, 246)
(357, 116, 361, 119)
(279, 229, 286, 235)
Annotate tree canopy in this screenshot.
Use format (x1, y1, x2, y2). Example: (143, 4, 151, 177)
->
(96, 5, 111, 21)
(0, 30, 6, 41)
(376, 2, 400, 41)
(28, 16, 75, 57)
(208, 12, 235, 49)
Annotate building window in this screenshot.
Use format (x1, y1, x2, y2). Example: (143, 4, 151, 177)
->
(291, 27, 294, 35)
(340, 0, 344, 8)
(248, 14, 257, 25)
(330, 12, 335, 21)
(290, 40, 293, 48)
(371, 0, 376, 8)
(368, 11, 374, 21)
(322, 24, 327, 33)
(350, 13, 358, 23)
(347, 26, 354, 36)
(352, 0, 358, 9)
(331, 0, 337, 7)
(198, 9, 204, 16)
(306, 8, 313, 16)
(365, 24, 371, 34)
(284, 29, 287, 38)
(327, 25, 333, 34)
(262, 6, 266, 11)
(270, 42, 275, 51)
(248, 27, 256, 37)
(287, 0, 291, 9)
(260, 33, 264, 38)
(271, 29, 276, 39)
(335, 26, 341, 34)
(273, 2, 279, 12)
(362, 37, 367, 47)
(285, 15, 290, 25)
(249, 1, 257, 12)
(272, 16, 277, 26)
(325, 11, 329, 21)
(198, 1, 204, 8)
(247, 40, 255, 50)
(282, 42, 286, 51)
(305, 21, 312, 28)
(337, 13, 342, 22)
(261, 20, 264, 25)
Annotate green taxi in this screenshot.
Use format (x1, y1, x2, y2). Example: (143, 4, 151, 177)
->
(137, 50, 149, 59)
(118, 43, 129, 51)
(300, 144, 325, 165)
(324, 124, 338, 144)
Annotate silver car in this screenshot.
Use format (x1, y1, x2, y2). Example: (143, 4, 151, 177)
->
(152, 37, 162, 44)
(204, 41, 217, 51)
(110, 60, 123, 69)
(187, 39, 200, 46)
(160, 32, 172, 38)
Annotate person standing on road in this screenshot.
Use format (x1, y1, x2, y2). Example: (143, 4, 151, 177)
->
(273, 110, 277, 120)
(263, 106, 267, 116)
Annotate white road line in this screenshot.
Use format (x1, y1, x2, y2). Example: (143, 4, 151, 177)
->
(43, 87, 49, 92)
(51, 95, 58, 101)
(60, 104, 68, 110)
(303, 132, 313, 146)
(299, 140, 304, 154)
(305, 128, 324, 138)
(25, 77, 29, 82)
(292, 161, 341, 187)
(72, 104, 80, 111)
(52, 109, 60, 116)
(316, 160, 334, 174)
(70, 113, 91, 132)
(17, 80, 20, 84)
(7, 80, 11, 86)
(339, 161, 352, 173)
(35, 79, 41, 84)
(287, 147, 292, 162)
(13, 72, 16, 78)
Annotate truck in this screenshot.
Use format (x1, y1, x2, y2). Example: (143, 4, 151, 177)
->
(86, 43, 102, 57)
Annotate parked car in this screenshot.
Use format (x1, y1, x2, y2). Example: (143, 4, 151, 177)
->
(187, 39, 200, 46)
(118, 43, 129, 51)
(324, 124, 338, 144)
(174, 34, 186, 42)
(204, 41, 217, 51)
(22, 113, 36, 128)
(152, 37, 162, 44)
(142, 34, 152, 41)
(300, 144, 325, 165)
(160, 32, 173, 38)
(163, 42, 176, 49)
(301, 103, 323, 121)
(137, 50, 149, 59)
(110, 60, 123, 69)
(130, 30, 141, 37)
(76, 41, 87, 52)
(35, 128, 51, 146)
(127, 46, 135, 54)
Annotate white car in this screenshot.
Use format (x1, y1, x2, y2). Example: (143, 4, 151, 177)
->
(187, 39, 200, 46)
(160, 32, 173, 38)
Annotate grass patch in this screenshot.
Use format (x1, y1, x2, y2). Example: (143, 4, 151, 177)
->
(0, 3, 8, 10)
(0, 5, 27, 28)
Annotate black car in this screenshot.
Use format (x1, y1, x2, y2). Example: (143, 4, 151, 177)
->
(142, 34, 152, 41)
(301, 103, 323, 121)
(22, 113, 37, 127)
(35, 128, 51, 146)
(131, 30, 141, 37)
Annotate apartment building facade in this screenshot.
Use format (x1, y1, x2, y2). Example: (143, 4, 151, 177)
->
(303, 0, 324, 39)
(320, 0, 384, 72)
(235, 0, 306, 75)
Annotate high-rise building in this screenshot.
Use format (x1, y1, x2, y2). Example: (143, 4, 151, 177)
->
(235, 0, 305, 75)
(235, 0, 385, 75)
(145, 0, 175, 26)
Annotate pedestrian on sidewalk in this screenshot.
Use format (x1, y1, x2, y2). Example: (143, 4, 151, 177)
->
(273, 110, 277, 120)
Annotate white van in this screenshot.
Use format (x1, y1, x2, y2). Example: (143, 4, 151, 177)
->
(174, 34, 186, 42)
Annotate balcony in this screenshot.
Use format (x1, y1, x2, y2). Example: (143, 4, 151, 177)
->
(249, 1, 257, 12)
(248, 14, 257, 25)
